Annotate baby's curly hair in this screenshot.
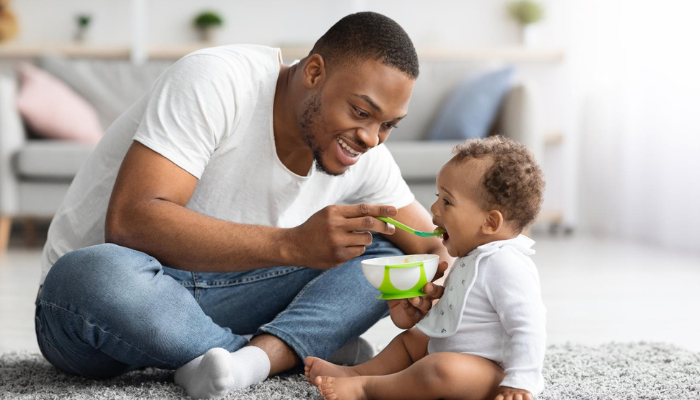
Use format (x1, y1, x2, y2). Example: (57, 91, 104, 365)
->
(451, 136, 545, 231)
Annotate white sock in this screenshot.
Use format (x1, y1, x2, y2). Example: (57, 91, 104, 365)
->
(174, 347, 271, 399)
(227, 346, 271, 390)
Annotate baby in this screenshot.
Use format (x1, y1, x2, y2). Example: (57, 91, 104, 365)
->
(305, 136, 547, 400)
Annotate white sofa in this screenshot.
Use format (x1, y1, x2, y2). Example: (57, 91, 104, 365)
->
(0, 54, 540, 251)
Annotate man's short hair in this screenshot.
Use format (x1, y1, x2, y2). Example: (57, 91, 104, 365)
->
(310, 12, 419, 79)
(451, 136, 545, 231)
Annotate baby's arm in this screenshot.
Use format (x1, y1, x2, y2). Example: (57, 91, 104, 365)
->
(484, 252, 547, 397)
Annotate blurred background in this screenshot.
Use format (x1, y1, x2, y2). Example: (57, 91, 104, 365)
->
(1, 0, 698, 354)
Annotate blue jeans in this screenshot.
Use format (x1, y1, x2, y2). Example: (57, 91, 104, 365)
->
(35, 233, 402, 379)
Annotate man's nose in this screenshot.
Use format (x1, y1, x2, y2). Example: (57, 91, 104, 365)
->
(357, 124, 380, 149)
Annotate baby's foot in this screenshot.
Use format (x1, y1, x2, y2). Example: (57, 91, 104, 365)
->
(316, 376, 367, 400)
(304, 356, 359, 385)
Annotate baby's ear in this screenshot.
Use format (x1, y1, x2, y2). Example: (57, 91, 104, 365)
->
(481, 210, 504, 235)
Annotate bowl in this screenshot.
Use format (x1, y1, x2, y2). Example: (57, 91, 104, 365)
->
(361, 254, 439, 300)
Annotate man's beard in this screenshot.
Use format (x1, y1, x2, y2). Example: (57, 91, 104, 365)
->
(299, 92, 345, 177)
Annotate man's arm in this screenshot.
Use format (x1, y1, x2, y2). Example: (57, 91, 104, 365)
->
(105, 141, 397, 272)
(380, 200, 455, 329)
(105, 141, 292, 271)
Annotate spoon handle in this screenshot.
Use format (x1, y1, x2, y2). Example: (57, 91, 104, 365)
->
(376, 216, 442, 237)
(376, 216, 416, 234)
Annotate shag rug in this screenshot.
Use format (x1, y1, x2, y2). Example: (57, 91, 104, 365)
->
(1, 342, 698, 399)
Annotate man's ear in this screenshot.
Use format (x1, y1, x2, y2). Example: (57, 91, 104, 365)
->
(302, 54, 326, 90)
(481, 210, 504, 235)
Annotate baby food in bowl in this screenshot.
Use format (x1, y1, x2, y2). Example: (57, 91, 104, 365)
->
(361, 254, 439, 300)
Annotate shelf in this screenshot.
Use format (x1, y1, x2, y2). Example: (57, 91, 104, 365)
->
(414, 47, 564, 62)
(0, 43, 564, 63)
(279, 46, 565, 63)
(0, 43, 133, 59)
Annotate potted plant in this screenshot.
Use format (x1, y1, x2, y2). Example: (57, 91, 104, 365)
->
(507, 0, 544, 47)
(0, 0, 19, 43)
(193, 11, 223, 43)
(74, 14, 91, 43)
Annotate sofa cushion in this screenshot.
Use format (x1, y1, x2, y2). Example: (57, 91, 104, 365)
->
(16, 64, 103, 144)
(385, 141, 461, 181)
(15, 140, 94, 180)
(427, 67, 514, 141)
(392, 61, 506, 142)
(18, 181, 73, 215)
(38, 55, 173, 130)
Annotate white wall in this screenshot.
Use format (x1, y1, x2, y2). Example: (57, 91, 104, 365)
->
(10, 0, 569, 48)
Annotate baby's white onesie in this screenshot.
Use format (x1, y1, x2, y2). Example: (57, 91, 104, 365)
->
(416, 235, 547, 396)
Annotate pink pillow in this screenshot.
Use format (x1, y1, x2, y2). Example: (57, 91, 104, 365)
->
(16, 63, 103, 144)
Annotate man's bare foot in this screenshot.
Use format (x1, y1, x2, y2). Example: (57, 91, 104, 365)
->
(304, 356, 359, 385)
(315, 376, 367, 400)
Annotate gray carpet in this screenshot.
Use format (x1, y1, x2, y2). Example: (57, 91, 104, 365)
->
(1, 342, 698, 399)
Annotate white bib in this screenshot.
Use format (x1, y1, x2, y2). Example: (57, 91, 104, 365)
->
(416, 235, 535, 338)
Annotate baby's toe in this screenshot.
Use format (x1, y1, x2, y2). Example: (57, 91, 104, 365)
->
(315, 375, 326, 386)
(317, 377, 337, 399)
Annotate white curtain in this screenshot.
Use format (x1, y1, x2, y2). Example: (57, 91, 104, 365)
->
(570, 0, 700, 253)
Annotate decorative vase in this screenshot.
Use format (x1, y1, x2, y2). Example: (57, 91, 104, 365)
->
(197, 26, 218, 43)
(0, 0, 19, 42)
(74, 27, 88, 43)
(73, 14, 91, 44)
(521, 24, 538, 47)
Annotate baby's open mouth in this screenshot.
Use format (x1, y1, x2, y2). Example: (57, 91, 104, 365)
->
(434, 227, 449, 241)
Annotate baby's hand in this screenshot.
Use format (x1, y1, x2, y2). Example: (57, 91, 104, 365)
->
(387, 260, 448, 329)
(494, 386, 532, 400)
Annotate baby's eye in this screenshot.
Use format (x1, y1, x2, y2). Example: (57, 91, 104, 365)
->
(435, 192, 451, 205)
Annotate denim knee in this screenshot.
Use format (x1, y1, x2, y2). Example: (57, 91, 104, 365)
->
(42, 244, 161, 312)
(38, 244, 245, 371)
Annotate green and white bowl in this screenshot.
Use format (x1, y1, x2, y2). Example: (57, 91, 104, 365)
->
(361, 254, 439, 300)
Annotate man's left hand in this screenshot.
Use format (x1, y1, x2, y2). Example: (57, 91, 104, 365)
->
(387, 260, 448, 329)
(494, 386, 533, 400)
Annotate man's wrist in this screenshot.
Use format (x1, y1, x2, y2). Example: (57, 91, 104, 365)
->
(275, 227, 301, 267)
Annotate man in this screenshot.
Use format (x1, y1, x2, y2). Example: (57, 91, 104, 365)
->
(35, 12, 451, 399)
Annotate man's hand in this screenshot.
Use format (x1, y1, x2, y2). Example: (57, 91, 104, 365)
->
(387, 260, 448, 329)
(286, 203, 397, 269)
(494, 386, 532, 400)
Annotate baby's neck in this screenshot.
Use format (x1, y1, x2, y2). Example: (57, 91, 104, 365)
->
(461, 230, 520, 257)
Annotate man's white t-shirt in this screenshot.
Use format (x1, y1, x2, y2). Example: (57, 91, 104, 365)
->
(40, 44, 415, 284)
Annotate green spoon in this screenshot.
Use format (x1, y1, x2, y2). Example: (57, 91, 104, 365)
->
(376, 216, 445, 238)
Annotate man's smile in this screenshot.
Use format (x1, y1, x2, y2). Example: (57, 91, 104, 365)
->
(337, 137, 363, 156)
(333, 135, 370, 167)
